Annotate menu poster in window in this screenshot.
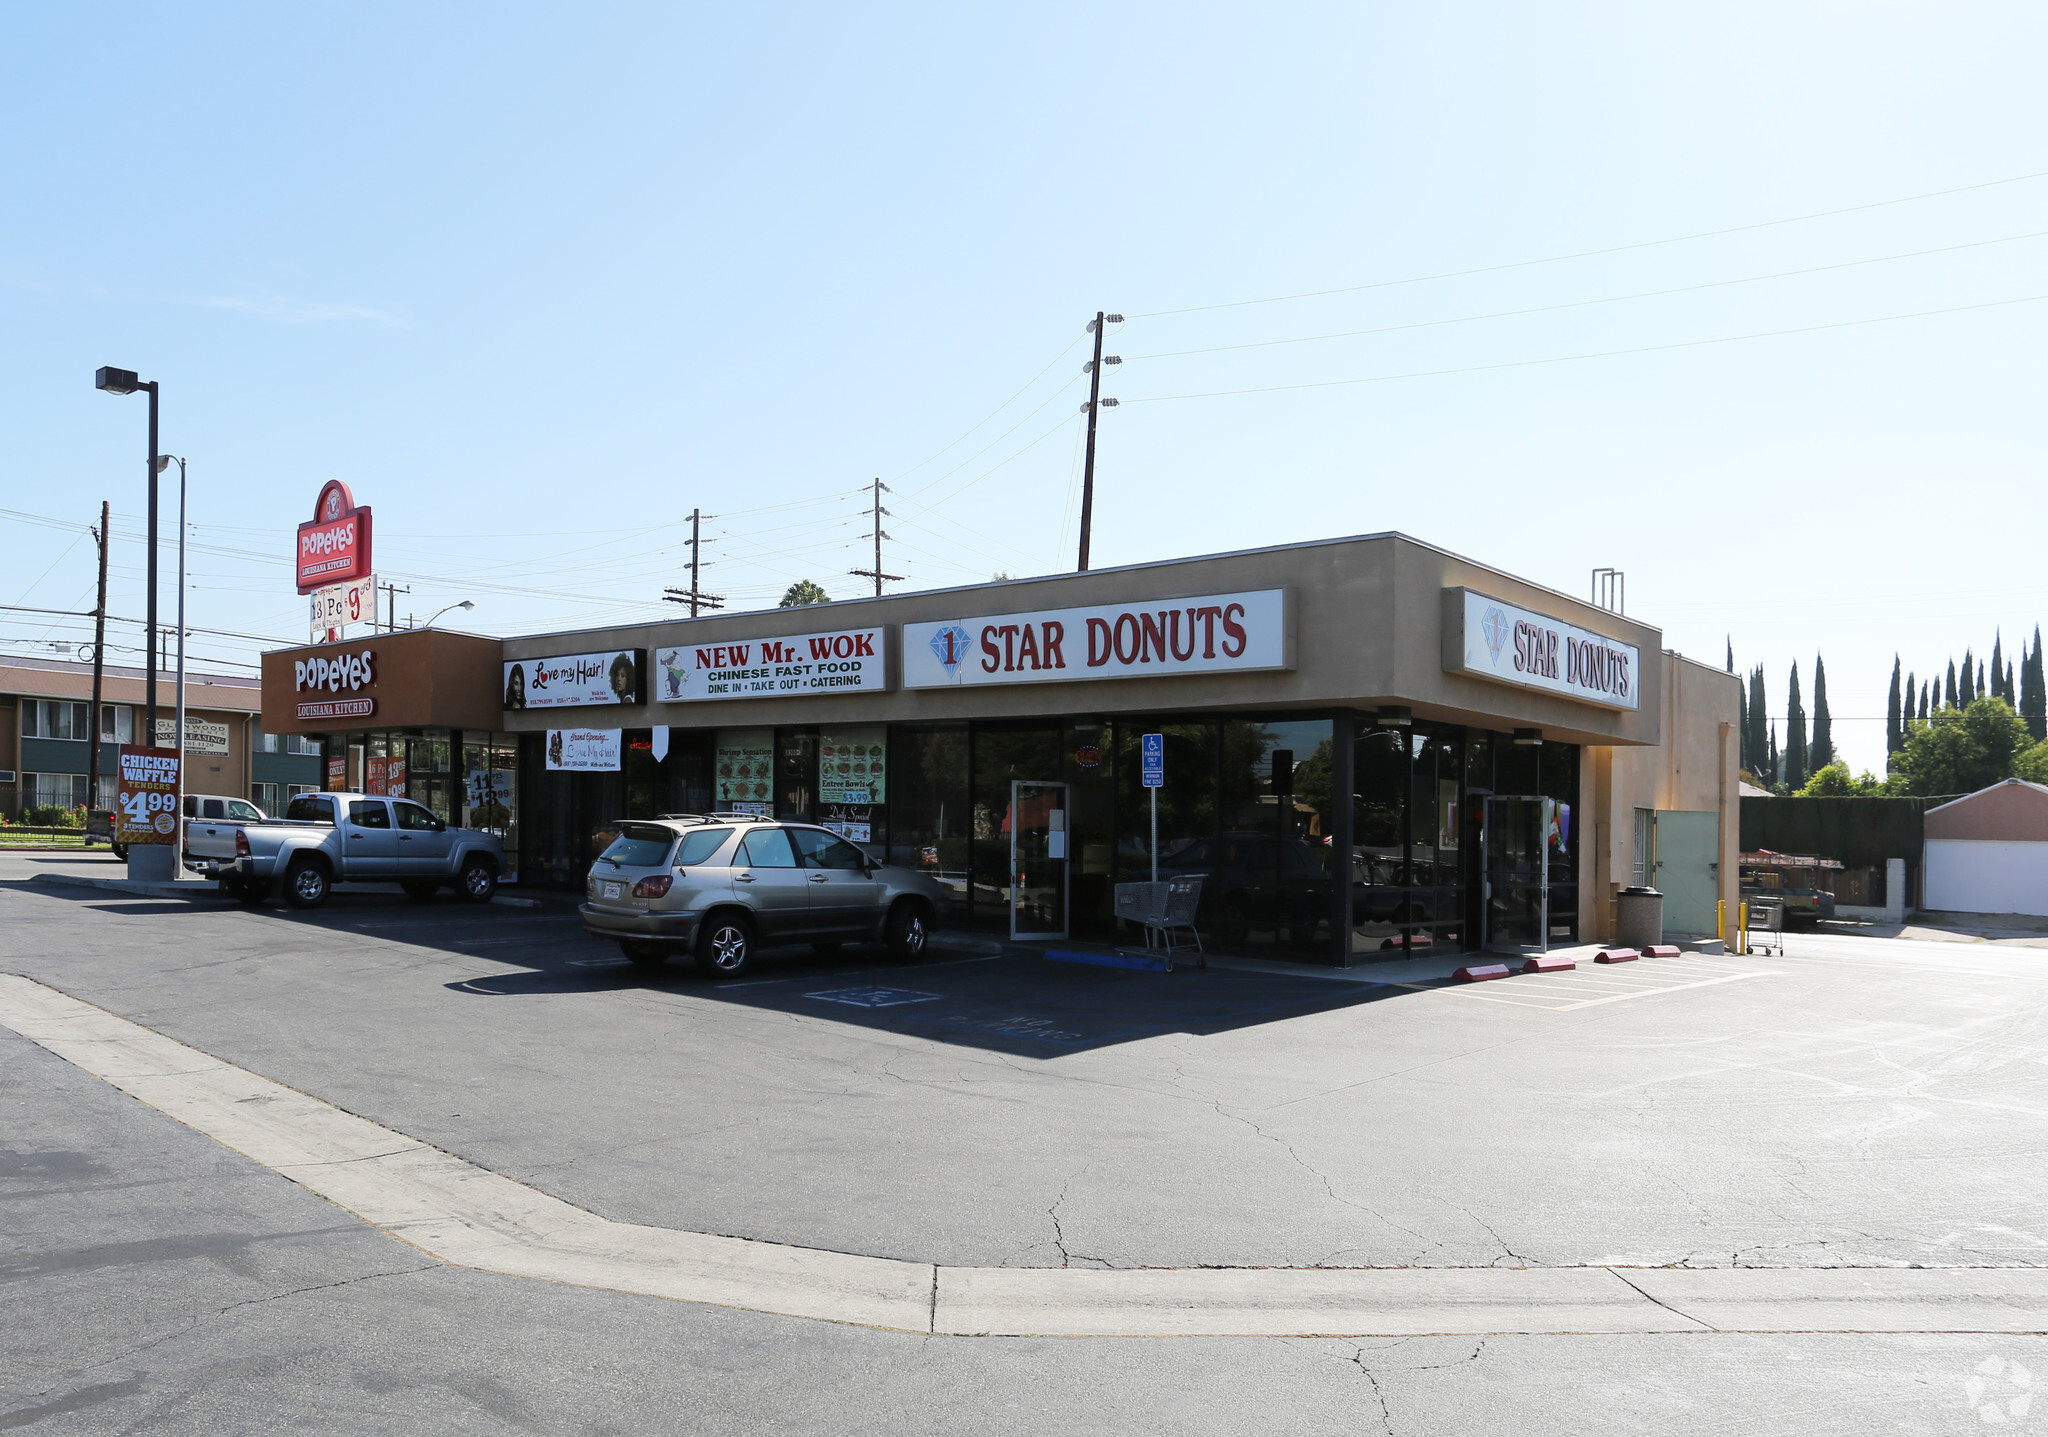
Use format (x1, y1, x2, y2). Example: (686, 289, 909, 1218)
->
(327, 755, 347, 791)
(546, 729, 622, 771)
(114, 745, 181, 846)
(366, 756, 389, 796)
(714, 731, 774, 807)
(818, 728, 886, 805)
(387, 756, 407, 796)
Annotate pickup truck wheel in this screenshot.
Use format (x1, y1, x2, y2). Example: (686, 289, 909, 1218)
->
(620, 940, 667, 967)
(886, 901, 932, 962)
(457, 858, 498, 904)
(283, 859, 331, 910)
(697, 913, 755, 978)
(401, 880, 442, 901)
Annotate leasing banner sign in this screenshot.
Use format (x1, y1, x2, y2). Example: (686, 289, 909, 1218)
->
(653, 627, 886, 702)
(902, 590, 1289, 689)
(1441, 588, 1641, 711)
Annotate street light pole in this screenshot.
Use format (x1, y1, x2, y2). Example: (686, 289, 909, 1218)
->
(93, 367, 162, 742)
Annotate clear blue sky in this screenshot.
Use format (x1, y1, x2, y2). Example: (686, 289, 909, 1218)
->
(4, 3, 2043, 775)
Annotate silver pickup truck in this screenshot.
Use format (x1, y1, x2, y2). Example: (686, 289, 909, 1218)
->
(188, 791, 505, 909)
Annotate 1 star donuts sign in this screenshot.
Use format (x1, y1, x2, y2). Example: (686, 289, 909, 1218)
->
(295, 480, 373, 593)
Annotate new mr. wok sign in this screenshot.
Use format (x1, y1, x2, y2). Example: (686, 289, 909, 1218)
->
(1442, 588, 1641, 711)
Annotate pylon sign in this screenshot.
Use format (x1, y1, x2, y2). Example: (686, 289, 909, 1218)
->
(296, 480, 373, 594)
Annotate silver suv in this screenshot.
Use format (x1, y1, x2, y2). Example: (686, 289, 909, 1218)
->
(580, 816, 943, 977)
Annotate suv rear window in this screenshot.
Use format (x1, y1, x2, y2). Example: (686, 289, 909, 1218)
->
(674, 828, 733, 867)
(600, 825, 676, 867)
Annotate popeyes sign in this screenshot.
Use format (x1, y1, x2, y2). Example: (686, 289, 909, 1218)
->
(296, 479, 373, 593)
(902, 590, 1289, 689)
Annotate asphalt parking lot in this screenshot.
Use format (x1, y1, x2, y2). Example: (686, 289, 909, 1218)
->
(7, 850, 2048, 1432)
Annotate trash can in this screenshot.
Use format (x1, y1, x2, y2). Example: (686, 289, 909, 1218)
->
(1616, 885, 1663, 950)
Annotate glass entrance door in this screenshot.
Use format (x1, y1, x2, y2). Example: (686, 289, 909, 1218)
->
(1483, 796, 1550, 953)
(1009, 780, 1069, 940)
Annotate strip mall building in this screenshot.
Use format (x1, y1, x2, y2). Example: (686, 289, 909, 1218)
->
(260, 532, 1739, 961)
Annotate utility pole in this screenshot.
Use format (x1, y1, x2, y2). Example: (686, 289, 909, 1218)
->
(662, 508, 725, 616)
(1075, 312, 1122, 571)
(379, 581, 410, 634)
(848, 478, 902, 597)
(88, 502, 109, 812)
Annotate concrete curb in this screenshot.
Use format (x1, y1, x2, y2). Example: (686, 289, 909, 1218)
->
(32, 873, 230, 901)
(6, 971, 2048, 1337)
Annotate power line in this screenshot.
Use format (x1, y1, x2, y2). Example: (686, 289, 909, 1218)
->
(1129, 166, 2048, 319)
(1125, 291, 2048, 405)
(1126, 228, 2048, 362)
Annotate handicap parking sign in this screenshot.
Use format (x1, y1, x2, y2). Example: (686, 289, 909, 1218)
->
(1141, 732, 1164, 788)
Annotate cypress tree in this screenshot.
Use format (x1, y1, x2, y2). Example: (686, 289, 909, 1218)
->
(1768, 720, 1780, 786)
(1737, 680, 1750, 771)
(1747, 665, 1768, 774)
(1920, 680, 1930, 721)
(1992, 632, 2005, 702)
(1726, 637, 1734, 673)
(1811, 655, 1833, 770)
(2026, 627, 2047, 741)
(2006, 659, 2016, 707)
(1947, 660, 1958, 709)
(1785, 663, 1809, 790)
(1962, 649, 1976, 706)
(1979, 660, 1988, 701)
(1886, 658, 1903, 754)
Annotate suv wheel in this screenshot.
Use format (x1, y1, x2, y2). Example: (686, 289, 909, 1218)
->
(457, 858, 498, 904)
(886, 901, 931, 961)
(283, 858, 330, 910)
(697, 912, 755, 978)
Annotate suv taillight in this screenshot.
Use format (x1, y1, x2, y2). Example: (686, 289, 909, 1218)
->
(632, 875, 673, 898)
(235, 828, 250, 857)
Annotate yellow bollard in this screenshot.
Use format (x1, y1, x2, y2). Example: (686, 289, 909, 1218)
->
(1738, 902, 1749, 956)
(1717, 899, 1726, 948)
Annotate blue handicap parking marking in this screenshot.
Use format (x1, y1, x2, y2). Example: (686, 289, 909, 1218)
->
(804, 986, 946, 1008)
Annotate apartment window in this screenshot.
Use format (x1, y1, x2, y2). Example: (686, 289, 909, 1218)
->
(22, 701, 90, 740)
(257, 729, 319, 755)
(23, 773, 89, 809)
(99, 705, 134, 743)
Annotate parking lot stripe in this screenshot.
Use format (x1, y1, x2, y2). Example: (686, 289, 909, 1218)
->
(8, 971, 2046, 1337)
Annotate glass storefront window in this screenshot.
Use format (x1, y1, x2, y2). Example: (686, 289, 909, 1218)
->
(1211, 719, 1335, 956)
(714, 728, 775, 816)
(971, 726, 1062, 933)
(775, 730, 818, 821)
(463, 732, 520, 883)
(818, 725, 887, 848)
(887, 727, 968, 912)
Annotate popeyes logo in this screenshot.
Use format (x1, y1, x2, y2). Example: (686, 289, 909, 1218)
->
(902, 590, 1289, 689)
(295, 479, 374, 593)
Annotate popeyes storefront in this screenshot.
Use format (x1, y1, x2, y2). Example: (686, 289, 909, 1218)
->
(496, 532, 1741, 959)
(260, 627, 527, 881)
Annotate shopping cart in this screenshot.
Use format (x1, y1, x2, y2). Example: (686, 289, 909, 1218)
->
(1747, 897, 1786, 956)
(1114, 876, 1207, 968)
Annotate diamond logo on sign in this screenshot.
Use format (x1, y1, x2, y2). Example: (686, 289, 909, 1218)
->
(929, 623, 972, 674)
(1481, 605, 1511, 665)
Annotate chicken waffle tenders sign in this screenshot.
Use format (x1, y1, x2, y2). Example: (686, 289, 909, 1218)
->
(114, 745, 182, 845)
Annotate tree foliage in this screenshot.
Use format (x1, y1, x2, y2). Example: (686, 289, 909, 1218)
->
(1797, 761, 1884, 797)
(1810, 654, 1833, 771)
(2018, 738, 2048, 785)
(1889, 697, 2033, 798)
(778, 580, 831, 607)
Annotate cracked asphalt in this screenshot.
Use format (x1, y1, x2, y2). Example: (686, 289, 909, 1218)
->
(8, 852, 2048, 1431)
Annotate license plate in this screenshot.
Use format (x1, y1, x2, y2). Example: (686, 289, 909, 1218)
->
(602, 882, 622, 899)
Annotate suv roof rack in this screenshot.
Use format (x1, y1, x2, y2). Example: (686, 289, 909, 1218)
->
(649, 812, 775, 823)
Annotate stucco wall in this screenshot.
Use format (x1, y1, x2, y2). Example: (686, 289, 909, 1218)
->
(1925, 839, 2048, 917)
(1580, 652, 1741, 942)
(1925, 781, 2048, 843)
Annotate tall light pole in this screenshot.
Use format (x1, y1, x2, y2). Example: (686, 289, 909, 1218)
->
(422, 599, 475, 628)
(94, 367, 161, 741)
(1075, 313, 1122, 571)
(157, 457, 188, 761)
